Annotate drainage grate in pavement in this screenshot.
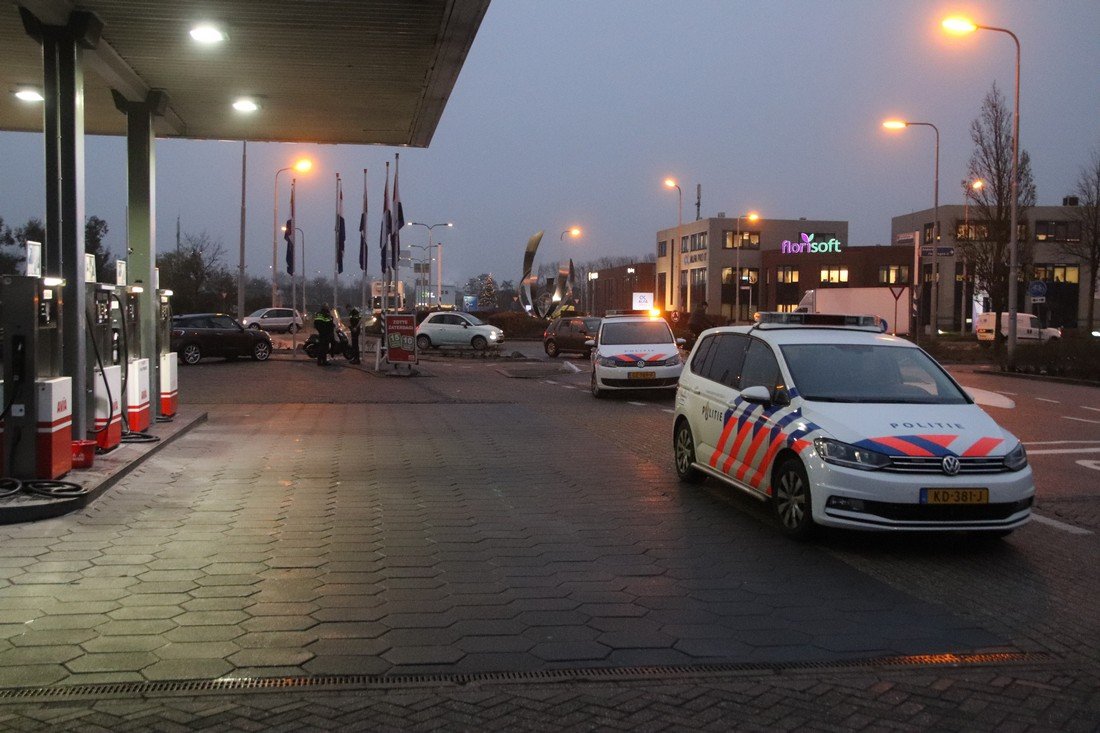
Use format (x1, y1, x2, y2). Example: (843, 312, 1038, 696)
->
(0, 652, 1052, 703)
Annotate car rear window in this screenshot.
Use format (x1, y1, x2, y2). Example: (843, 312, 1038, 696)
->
(600, 320, 673, 345)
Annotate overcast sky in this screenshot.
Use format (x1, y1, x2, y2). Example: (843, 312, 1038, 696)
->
(1, 0, 1098, 288)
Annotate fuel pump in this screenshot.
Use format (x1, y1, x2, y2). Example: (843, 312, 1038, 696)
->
(0, 275, 73, 480)
(155, 289, 177, 418)
(111, 285, 151, 433)
(87, 282, 122, 451)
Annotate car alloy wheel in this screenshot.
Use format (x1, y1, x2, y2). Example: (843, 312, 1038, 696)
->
(416, 334, 432, 351)
(674, 420, 704, 484)
(181, 344, 202, 365)
(252, 341, 272, 361)
(471, 335, 488, 351)
(288, 323, 299, 334)
(248, 323, 260, 329)
(590, 370, 604, 398)
(773, 458, 815, 539)
(545, 340, 558, 358)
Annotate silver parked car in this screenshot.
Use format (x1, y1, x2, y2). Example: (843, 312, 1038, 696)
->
(241, 307, 304, 334)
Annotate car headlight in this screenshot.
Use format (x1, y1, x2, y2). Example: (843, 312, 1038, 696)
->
(814, 438, 890, 471)
(490, 331, 499, 340)
(1003, 442, 1028, 471)
(596, 356, 618, 367)
(662, 354, 683, 366)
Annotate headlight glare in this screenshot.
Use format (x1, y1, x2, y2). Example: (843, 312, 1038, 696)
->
(814, 438, 890, 471)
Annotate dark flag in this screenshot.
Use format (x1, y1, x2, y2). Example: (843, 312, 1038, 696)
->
(380, 162, 392, 273)
(391, 153, 404, 271)
(358, 168, 368, 271)
(284, 218, 294, 275)
(335, 176, 346, 274)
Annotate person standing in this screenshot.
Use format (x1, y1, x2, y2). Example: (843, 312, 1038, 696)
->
(314, 304, 335, 366)
(689, 299, 709, 341)
(347, 307, 362, 364)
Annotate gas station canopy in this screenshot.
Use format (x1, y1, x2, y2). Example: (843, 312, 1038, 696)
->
(1, 0, 490, 145)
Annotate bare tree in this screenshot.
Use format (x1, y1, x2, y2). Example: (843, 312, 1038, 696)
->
(958, 82, 1037, 317)
(1058, 146, 1100, 331)
(156, 231, 227, 313)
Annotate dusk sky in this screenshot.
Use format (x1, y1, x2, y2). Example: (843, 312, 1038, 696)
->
(1, 0, 1098, 288)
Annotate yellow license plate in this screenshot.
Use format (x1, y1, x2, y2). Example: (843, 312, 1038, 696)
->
(628, 371, 656, 380)
(920, 488, 989, 504)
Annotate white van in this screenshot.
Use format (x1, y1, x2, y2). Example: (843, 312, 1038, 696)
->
(975, 312, 1060, 344)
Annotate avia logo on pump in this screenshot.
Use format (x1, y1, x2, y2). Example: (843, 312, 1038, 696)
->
(781, 232, 842, 254)
(56, 399, 67, 413)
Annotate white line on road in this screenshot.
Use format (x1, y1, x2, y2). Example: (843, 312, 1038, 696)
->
(663, 409, 675, 414)
(563, 362, 583, 374)
(561, 385, 575, 389)
(1035, 397, 1061, 403)
(1064, 416, 1100, 425)
(628, 401, 646, 407)
(543, 380, 558, 385)
(1082, 406, 1100, 413)
(1030, 513, 1093, 536)
(1025, 440, 1100, 445)
(1025, 447, 1100, 455)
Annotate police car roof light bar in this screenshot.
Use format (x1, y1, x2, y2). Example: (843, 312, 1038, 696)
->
(753, 312, 885, 331)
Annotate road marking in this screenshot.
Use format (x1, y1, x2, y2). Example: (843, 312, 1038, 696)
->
(1077, 460, 1100, 472)
(1025, 447, 1100, 455)
(1025, 440, 1100, 445)
(628, 401, 646, 407)
(1083, 406, 1100, 413)
(543, 380, 558, 385)
(563, 362, 583, 374)
(1035, 397, 1060, 404)
(561, 385, 575, 389)
(1030, 513, 1093, 536)
(1064, 416, 1100, 425)
(663, 409, 675, 414)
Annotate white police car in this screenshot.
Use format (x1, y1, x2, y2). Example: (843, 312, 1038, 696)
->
(673, 312, 1033, 538)
(588, 313, 685, 398)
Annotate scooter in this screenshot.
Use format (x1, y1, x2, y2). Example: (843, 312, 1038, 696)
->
(304, 326, 357, 361)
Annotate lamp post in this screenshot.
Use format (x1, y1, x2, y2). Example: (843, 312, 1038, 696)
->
(588, 271, 599, 316)
(884, 119, 940, 340)
(734, 212, 760, 323)
(406, 221, 452, 308)
(664, 178, 682, 311)
(282, 224, 306, 313)
(943, 15, 1022, 361)
(961, 179, 984, 332)
(273, 158, 312, 307)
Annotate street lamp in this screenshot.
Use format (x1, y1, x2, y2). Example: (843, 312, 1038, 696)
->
(884, 119, 940, 339)
(734, 212, 759, 323)
(406, 221, 452, 307)
(664, 178, 683, 311)
(943, 14, 1022, 361)
(273, 158, 312, 307)
(588, 271, 599, 316)
(960, 179, 984, 333)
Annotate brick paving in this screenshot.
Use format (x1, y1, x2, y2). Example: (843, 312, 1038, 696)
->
(0, 355, 1095, 729)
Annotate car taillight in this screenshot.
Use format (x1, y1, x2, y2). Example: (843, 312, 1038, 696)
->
(171, 329, 182, 337)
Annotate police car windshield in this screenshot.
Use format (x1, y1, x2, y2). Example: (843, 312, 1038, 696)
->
(780, 344, 969, 404)
(601, 320, 673, 345)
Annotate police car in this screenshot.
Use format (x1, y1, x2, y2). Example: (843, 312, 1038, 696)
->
(588, 312, 685, 398)
(673, 312, 1033, 538)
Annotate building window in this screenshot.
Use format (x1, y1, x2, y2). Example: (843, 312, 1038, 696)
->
(923, 223, 935, 244)
(955, 221, 990, 241)
(808, 232, 837, 242)
(723, 230, 761, 250)
(681, 236, 689, 253)
(820, 267, 848, 284)
(1035, 220, 1082, 243)
(699, 232, 708, 249)
(776, 303, 798, 313)
(657, 240, 667, 257)
(878, 265, 909, 284)
(1033, 264, 1079, 284)
(776, 266, 799, 284)
(657, 272, 667, 305)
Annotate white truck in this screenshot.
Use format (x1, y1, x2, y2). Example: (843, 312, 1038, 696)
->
(797, 286, 911, 335)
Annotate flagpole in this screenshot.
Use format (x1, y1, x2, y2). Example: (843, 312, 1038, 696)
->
(381, 161, 390, 315)
(360, 168, 368, 310)
(393, 153, 401, 312)
(290, 178, 297, 315)
(333, 173, 340, 309)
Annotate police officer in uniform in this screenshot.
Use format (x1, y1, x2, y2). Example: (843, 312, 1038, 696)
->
(314, 304, 335, 366)
(348, 307, 362, 364)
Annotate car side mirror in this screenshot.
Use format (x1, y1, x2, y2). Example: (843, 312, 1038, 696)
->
(676, 338, 686, 346)
(741, 385, 772, 404)
(584, 339, 595, 348)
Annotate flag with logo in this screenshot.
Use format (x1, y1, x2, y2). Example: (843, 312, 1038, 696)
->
(391, 153, 404, 271)
(335, 175, 346, 275)
(379, 161, 392, 274)
(358, 168, 368, 272)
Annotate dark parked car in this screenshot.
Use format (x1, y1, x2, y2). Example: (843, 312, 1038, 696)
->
(543, 316, 602, 358)
(171, 313, 273, 365)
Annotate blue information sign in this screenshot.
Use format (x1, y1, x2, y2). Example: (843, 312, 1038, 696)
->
(1027, 280, 1047, 298)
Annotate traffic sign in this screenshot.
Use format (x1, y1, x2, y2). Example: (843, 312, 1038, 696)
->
(1030, 296, 1046, 304)
(1028, 280, 1047, 298)
(920, 246, 956, 257)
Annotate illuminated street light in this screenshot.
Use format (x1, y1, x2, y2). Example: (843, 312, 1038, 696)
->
(13, 87, 44, 102)
(942, 14, 1022, 361)
(190, 24, 227, 43)
(406, 221, 452, 306)
(273, 158, 313, 307)
(561, 227, 582, 240)
(883, 118, 940, 340)
(664, 178, 683, 311)
(734, 212, 760, 323)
